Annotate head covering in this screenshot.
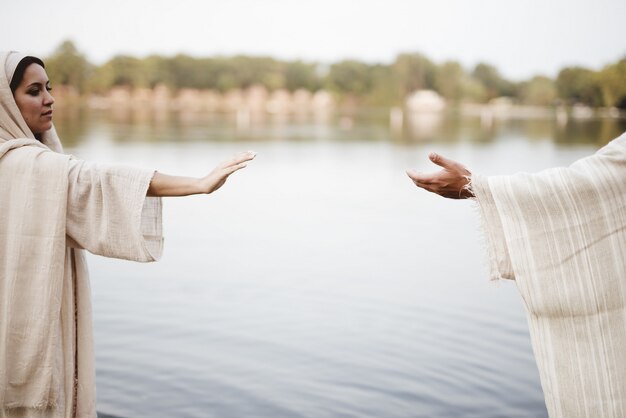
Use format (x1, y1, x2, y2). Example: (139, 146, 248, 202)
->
(0, 51, 63, 153)
(5, 51, 26, 82)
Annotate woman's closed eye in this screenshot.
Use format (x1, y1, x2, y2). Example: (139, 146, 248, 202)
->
(26, 83, 51, 96)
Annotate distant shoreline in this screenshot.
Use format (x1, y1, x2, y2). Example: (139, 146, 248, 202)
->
(49, 85, 626, 122)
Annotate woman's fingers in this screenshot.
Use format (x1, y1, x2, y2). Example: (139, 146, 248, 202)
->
(223, 151, 256, 167)
(224, 161, 249, 176)
(201, 152, 255, 194)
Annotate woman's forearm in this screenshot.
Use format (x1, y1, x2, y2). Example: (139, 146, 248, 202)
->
(146, 151, 256, 197)
(147, 172, 203, 197)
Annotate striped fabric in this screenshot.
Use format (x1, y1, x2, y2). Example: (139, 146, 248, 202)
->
(473, 132, 626, 417)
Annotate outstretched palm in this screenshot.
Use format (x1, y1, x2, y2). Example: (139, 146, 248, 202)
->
(406, 153, 473, 199)
(200, 151, 256, 194)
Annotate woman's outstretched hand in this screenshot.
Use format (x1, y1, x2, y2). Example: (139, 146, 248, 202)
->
(406, 152, 473, 199)
(147, 151, 256, 197)
(198, 151, 256, 194)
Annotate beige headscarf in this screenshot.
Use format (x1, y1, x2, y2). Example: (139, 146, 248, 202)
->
(0, 51, 63, 153)
(0, 51, 71, 408)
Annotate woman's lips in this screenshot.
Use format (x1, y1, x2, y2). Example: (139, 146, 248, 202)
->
(42, 110, 53, 119)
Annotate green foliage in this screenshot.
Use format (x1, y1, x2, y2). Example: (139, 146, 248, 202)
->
(326, 60, 373, 95)
(393, 53, 436, 96)
(472, 63, 515, 99)
(44, 40, 92, 93)
(519, 76, 557, 106)
(169, 54, 208, 89)
(597, 58, 626, 108)
(143, 55, 175, 88)
(87, 55, 148, 92)
(44, 39, 626, 108)
(556, 67, 602, 106)
(110, 56, 147, 87)
(434, 61, 466, 101)
(462, 77, 488, 103)
(363, 64, 400, 106)
(284, 61, 321, 91)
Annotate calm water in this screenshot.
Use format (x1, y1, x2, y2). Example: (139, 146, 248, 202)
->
(58, 109, 625, 418)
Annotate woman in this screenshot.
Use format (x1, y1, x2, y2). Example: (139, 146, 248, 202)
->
(407, 136, 626, 418)
(0, 51, 255, 418)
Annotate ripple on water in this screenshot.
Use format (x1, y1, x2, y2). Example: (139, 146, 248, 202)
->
(90, 136, 577, 418)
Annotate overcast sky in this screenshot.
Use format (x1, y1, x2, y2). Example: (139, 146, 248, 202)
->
(3, 0, 625, 81)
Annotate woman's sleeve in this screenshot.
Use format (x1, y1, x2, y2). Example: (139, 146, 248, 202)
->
(65, 157, 163, 262)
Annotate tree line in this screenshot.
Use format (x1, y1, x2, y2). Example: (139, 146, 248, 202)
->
(45, 40, 626, 108)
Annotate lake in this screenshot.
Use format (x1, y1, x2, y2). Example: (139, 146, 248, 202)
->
(57, 108, 626, 418)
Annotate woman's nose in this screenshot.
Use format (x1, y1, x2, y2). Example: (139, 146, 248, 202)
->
(43, 90, 55, 106)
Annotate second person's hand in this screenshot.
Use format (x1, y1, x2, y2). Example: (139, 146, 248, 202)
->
(406, 152, 473, 199)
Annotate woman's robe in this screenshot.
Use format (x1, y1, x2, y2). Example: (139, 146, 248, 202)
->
(0, 141, 163, 418)
(0, 51, 163, 418)
(473, 132, 626, 417)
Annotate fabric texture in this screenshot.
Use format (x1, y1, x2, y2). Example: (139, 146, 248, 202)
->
(0, 51, 163, 417)
(473, 132, 626, 417)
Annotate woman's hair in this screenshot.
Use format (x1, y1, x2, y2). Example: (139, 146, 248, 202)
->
(9, 56, 45, 94)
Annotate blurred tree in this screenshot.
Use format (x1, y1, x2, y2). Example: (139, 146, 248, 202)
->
(597, 58, 626, 108)
(87, 64, 113, 93)
(88, 55, 148, 92)
(434, 61, 466, 101)
(462, 76, 488, 103)
(284, 61, 321, 91)
(518, 76, 557, 105)
(169, 54, 212, 89)
(364, 64, 399, 106)
(259, 59, 285, 91)
(472, 63, 516, 100)
(393, 53, 436, 96)
(45, 40, 92, 93)
(46, 40, 623, 110)
(326, 60, 372, 95)
(214, 60, 238, 92)
(143, 55, 174, 88)
(556, 67, 602, 106)
(229, 56, 261, 89)
(224, 56, 283, 90)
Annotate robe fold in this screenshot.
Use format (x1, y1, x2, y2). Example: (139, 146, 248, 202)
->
(473, 132, 626, 417)
(0, 51, 163, 418)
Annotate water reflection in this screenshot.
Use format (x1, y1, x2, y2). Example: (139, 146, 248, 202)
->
(64, 111, 626, 418)
(54, 106, 626, 149)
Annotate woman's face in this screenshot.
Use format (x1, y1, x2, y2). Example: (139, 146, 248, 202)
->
(12, 64, 54, 135)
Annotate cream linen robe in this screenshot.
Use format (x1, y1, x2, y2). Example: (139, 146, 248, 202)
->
(473, 132, 626, 418)
(0, 52, 163, 417)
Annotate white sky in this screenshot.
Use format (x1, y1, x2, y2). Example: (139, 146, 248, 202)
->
(2, 0, 625, 81)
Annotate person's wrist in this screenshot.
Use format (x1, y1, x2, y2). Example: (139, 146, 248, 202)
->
(193, 177, 207, 195)
(460, 174, 473, 199)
